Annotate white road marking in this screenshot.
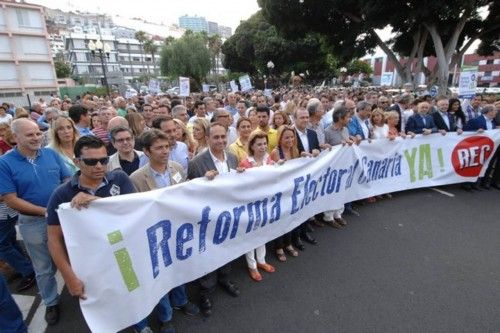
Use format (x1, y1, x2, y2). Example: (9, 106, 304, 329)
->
(430, 187, 455, 197)
(12, 294, 36, 319)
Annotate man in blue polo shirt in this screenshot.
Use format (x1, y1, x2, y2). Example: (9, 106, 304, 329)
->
(0, 118, 71, 325)
(46, 136, 135, 305)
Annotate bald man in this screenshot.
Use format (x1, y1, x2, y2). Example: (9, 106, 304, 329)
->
(0, 119, 71, 325)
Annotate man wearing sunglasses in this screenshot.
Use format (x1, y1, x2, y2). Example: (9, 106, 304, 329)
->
(46, 136, 135, 308)
(0, 118, 72, 326)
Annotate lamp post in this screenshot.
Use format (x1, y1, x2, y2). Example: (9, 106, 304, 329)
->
(266, 60, 275, 89)
(88, 39, 111, 97)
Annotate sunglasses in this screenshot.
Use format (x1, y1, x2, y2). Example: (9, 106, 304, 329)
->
(78, 157, 109, 166)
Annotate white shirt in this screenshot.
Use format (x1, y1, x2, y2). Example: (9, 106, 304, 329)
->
(372, 124, 389, 139)
(226, 127, 238, 147)
(296, 127, 310, 152)
(357, 115, 370, 139)
(0, 113, 12, 125)
(484, 115, 493, 130)
(439, 111, 450, 129)
(209, 149, 230, 173)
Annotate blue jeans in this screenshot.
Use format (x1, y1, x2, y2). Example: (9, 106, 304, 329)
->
(134, 285, 188, 330)
(17, 214, 58, 306)
(0, 216, 34, 278)
(0, 274, 27, 333)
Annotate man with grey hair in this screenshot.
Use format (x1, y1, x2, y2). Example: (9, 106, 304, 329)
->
(389, 93, 412, 132)
(225, 92, 238, 116)
(212, 108, 237, 145)
(30, 102, 44, 122)
(464, 104, 499, 189)
(306, 98, 328, 148)
(172, 104, 189, 125)
(347, 100, 371, 141)
(203, 96, 216, 119)
(37, 107, 60, 131)
(114, 96, 127, 117)
(0, 118, 71, 325)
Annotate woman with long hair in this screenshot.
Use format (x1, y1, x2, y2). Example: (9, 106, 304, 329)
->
(239, 131, 276, 281)
(270, 125, 300, 262)
(0, 123, 15, 155)
(173, 119, 196, 158)
(246, 107, 259, 130)
(47, 116, 80, 174)
(271, 110, 290, 129)
(192, 118, 209, 156)
(125, 112, 146, 139)
(448, 98, 466, 130)
(229, 117, 253, 163)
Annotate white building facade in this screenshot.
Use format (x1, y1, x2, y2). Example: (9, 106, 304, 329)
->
(0, 1, 58, 106)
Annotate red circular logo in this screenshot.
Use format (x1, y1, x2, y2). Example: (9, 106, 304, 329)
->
(452, 136, 495, 177)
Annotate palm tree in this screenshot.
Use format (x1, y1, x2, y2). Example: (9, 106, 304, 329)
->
(208, 34, 222, 85)
(143, 39, 158, 77)
(134, 30, 149, 80)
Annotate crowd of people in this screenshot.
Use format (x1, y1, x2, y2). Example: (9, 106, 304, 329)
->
(0, 86, 499, 333)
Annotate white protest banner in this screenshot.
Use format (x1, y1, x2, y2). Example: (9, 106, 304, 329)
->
(58, 131, 500, 332)
(202, 84, 210, 93)
(179, 77, 190, 97)
(148, 79, 160, 94)
(239, 74, 252, 92)
(380, 72, 393, 86)
(458, 66, 478, 99)
(264, 89, 273, 97)
(230, 80, 239, 92)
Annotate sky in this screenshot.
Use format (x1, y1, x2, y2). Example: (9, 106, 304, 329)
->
(29, 0, 261, 31)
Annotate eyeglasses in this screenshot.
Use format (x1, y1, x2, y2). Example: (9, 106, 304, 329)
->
(78, 157, 109, 166)
(114, 137, 133, 144)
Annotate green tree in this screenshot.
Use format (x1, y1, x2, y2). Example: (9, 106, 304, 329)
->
(347, 59, 373, 75)
(258, 0, 499, 94)
(143, 39, 159, 76)
(160, 32, 211, 86)
(221, 11, 333, 84)
(135, 30, 149, 79)
(54, 60, 71, 78)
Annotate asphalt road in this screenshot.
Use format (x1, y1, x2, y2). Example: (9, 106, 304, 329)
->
(9, 184, 500, 333)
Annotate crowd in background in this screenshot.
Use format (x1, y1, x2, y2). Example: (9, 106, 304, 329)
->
(0, 86, 499, 333)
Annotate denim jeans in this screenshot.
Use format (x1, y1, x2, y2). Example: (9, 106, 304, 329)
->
(17, 214, 58, 306)
(0, 274, 27, 333)
(0, 216, 34, 278)
(134, 285, 188, 330)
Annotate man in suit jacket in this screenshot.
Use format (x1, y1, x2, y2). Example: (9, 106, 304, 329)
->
(432, 97, 462, 134)
(187, 122, 240, 317)
(464, 105, 499, 189)
(129, 129, 198, 332)
(464, 104, 498, 131)
(388, 93, 412, 132)
(347, 101, 372, 140)
(405, 101, 438, 135)
(293, 107, 320, 248)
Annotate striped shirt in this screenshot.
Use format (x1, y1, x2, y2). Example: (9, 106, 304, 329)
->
(0, 201, 18, 220)
(92, 126, 110, 144)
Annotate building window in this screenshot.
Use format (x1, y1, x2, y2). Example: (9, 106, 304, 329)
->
(15, 9, 31, 27)
(486, 59, 493, 65)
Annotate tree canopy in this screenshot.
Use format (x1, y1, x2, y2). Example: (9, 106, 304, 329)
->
(221, 11, 335, 82)
(159, 32, 211, 85)
(258, 0, 499, 94)
(54, 60, 71, 78)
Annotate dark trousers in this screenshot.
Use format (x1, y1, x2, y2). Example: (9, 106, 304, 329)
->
(274, 231, 292, 249)
(0, 216, 34, 278)
(198, 263, 231, 296)
(0, 274, 27, 333)
(482, 147, 500, 185)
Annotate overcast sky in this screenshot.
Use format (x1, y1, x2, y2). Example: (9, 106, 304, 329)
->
(29, 0, 260, 31)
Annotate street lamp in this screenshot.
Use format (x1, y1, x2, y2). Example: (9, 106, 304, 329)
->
(266, 61, 275, 89)
(88, 39, 111, 96)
